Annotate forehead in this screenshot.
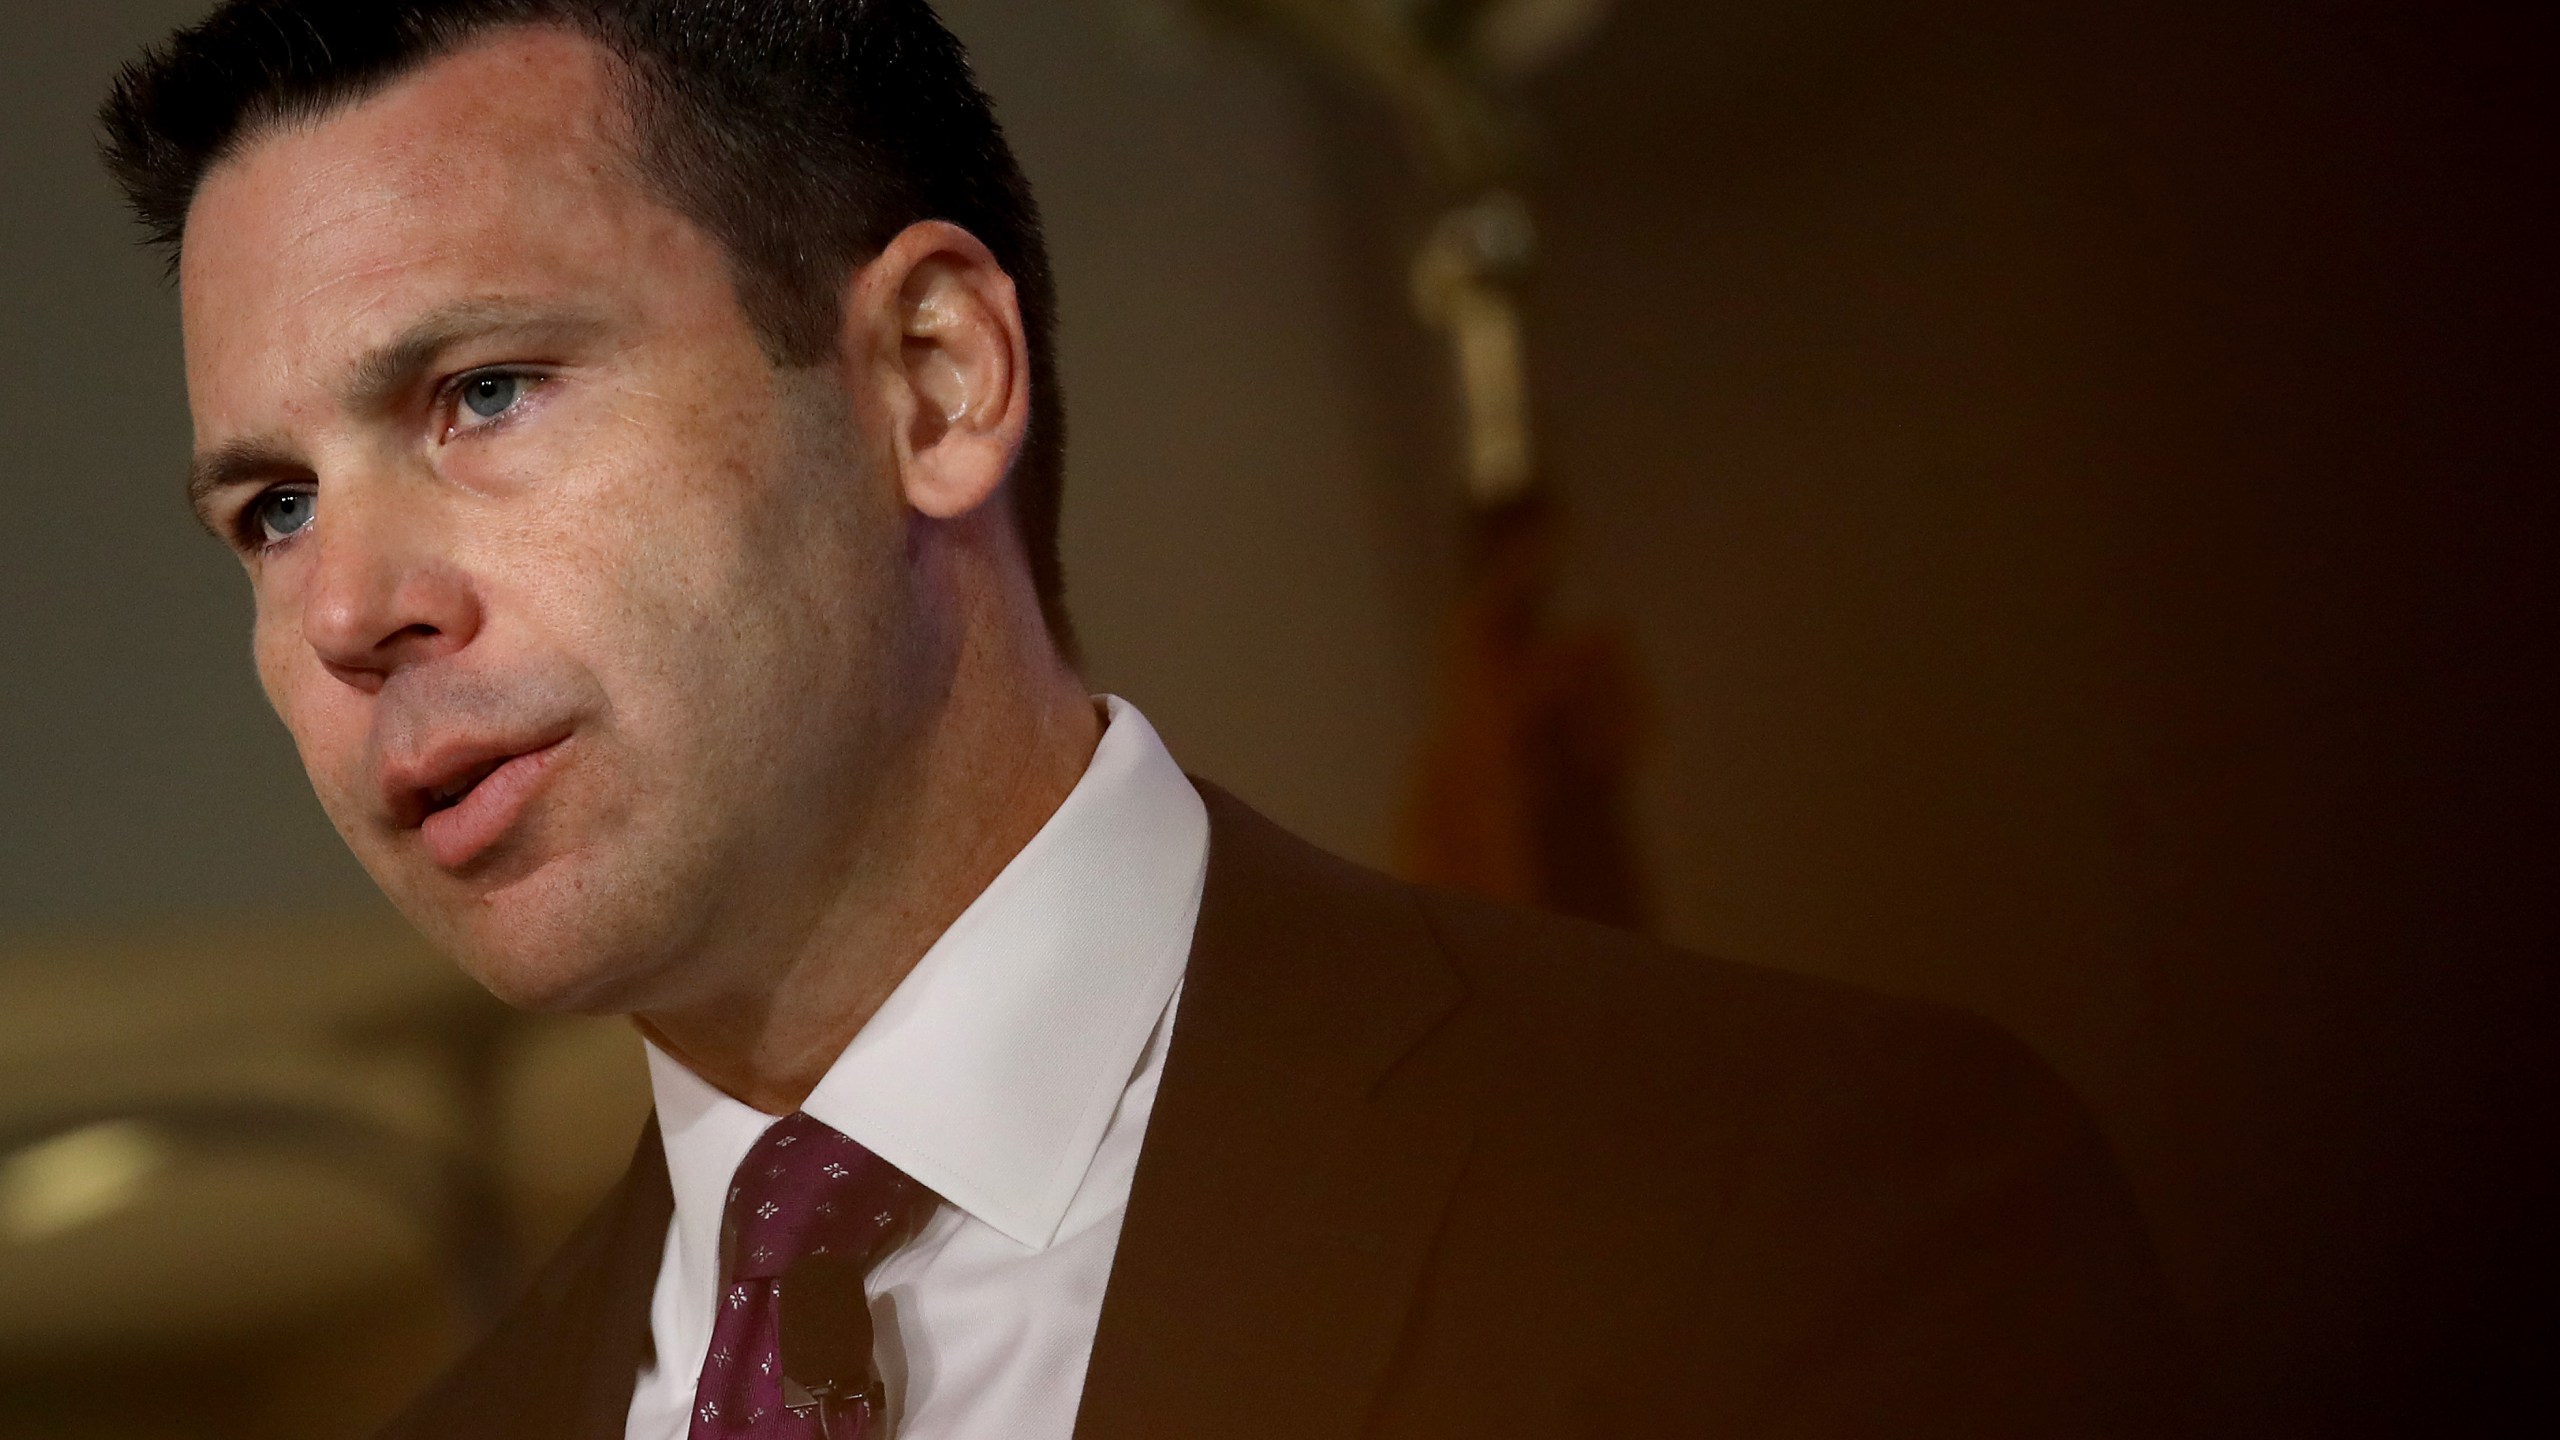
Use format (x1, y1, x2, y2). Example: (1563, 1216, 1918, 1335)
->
(178, 26, 711, 426)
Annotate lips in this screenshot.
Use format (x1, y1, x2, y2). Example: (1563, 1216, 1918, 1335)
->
(423, 757, 508, 815)
(384, 729, 572, 871)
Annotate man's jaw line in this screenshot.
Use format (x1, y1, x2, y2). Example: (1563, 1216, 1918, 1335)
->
(621, 693, 1102, 1114)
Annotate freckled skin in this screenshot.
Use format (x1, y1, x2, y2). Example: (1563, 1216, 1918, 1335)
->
(180, 27, 1097, 1110)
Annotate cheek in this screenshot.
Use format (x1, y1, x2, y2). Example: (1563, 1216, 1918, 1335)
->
(512, 415, 781, 642)
(249, 592, 302, 716)
(250, 597, 359, 793)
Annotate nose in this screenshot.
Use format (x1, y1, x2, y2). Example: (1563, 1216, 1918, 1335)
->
(300, 485, 482, 690)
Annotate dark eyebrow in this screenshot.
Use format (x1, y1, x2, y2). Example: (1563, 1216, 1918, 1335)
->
(186, 434, 304, 531)
(335, 298, 608, 414)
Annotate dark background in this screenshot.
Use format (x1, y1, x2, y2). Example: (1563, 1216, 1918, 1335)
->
(0, 0, 2549, 1435)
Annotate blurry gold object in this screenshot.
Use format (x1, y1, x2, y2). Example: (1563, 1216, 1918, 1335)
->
(1179, 0, 1612, 502)
(1412, 192, 1537, 504)
(0, 1121, 168, 1244)
(1162, 0, 1653, 928)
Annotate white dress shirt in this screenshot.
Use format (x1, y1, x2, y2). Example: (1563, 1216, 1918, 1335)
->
(624, 698, 1208, 1440)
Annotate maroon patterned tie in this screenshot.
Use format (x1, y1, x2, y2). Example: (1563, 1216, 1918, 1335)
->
(688, 1113, 936, 1439)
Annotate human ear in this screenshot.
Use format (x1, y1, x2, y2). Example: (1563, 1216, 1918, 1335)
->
(845, 220, 1031, 521)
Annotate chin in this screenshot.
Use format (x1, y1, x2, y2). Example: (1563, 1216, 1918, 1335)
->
(392, 852, 698, 1017)
(452, 938, 642, 1015)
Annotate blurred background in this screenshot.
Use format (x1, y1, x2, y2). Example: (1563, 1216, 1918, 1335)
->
(0, 0, 2549, 1435)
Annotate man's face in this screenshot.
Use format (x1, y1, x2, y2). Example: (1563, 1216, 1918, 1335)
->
(180, 29, 938, 1012)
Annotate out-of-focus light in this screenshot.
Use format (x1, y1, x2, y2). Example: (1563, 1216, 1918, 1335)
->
(0, 1121, 171, 1244)
(1471, 0, 1617, 78)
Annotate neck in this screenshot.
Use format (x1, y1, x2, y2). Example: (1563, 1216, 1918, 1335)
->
(635, 569, 1101, 1114)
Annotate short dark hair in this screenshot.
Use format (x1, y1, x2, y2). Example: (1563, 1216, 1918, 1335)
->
(100, 0, 1074, 652)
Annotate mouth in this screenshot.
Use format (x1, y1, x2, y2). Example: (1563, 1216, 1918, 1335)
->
(422, 757, 510, 818)
(389, 732, 573, 871)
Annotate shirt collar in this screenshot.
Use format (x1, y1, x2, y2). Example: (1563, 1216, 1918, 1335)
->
(645, 697, 1207, 1260)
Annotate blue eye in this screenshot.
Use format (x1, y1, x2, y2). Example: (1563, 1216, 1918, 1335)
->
(251, 486, 316, 545)
(459, 372, 526, 420)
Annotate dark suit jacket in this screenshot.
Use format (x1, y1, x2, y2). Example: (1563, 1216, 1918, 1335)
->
(382, 784, 2195, 1439)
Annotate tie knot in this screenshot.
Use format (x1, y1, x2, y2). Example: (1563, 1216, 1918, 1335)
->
(720, 1112, 933, 1283)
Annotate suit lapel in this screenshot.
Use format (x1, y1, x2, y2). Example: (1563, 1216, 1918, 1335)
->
(1073, 785, 1472, 1440)
(384, 1111, 667, 1439)
(553, 1122, 674, 1440)
(495, 1115, 672, 1440)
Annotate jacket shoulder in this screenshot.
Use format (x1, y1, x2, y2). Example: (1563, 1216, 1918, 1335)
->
(1409, 878, 2072, 1144)
(1196, 779, 2055, 1137)
(1194, 788, 2192, 1432)
(1388, 873, 2195, 1434)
